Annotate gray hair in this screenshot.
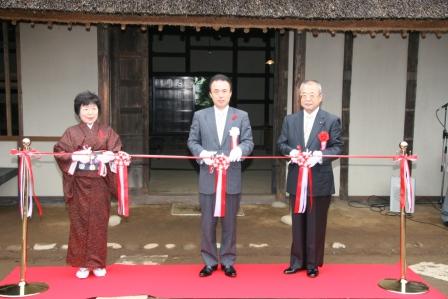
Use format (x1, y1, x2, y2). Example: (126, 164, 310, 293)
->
(299, 80, 322, 95)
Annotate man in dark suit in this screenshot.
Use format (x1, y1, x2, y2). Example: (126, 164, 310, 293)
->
(188, 74, 254, 278)
(277, 80, 343, 278)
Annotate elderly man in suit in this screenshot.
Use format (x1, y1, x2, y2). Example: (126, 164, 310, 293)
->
(188, 74, 254, 278)
(277, 80, 343, 278)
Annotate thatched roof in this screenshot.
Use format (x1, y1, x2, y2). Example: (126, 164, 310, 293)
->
(1, 0, 448, 31)
(1, 0, 448, 19)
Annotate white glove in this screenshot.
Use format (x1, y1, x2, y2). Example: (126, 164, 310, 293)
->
(199, 150, 217, 166)
(96, 151, 115, 163)
(289, 149, 299, 164)
(72, 148, 92, 164)
(305, 151, 323, 168)
(229, 146, 242, 162)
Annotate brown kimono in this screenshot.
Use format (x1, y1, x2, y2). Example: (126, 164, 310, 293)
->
(54, 122, 122, 269)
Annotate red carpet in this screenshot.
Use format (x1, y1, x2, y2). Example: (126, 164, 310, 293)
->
(0, 264, 444, 298)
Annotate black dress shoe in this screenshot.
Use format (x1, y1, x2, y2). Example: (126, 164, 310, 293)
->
(307, 268, 319, 278)
(283, 267, 303, 274)
(199, 265, 218, 277)
(221, 265, 237, 277)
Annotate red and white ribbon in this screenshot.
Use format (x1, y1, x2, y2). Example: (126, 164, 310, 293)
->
(396, 154, 417, 212)
(210, 155, 230, 217)
(10, 149, 43, 218)
(114, 151, 131, 217)
(293, 151, 314, 214)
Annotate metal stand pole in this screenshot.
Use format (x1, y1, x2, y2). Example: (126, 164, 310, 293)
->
(378, 141, 428, 295)
(0, 139, 49, 297)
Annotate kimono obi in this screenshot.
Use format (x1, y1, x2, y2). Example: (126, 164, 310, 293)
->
(77, 162, 99, 171)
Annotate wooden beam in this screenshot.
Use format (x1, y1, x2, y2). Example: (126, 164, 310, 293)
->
(97, 25, 111, 125)
(1, 10, 448, 31)
(15, 24, 23, 146)
(272, 31, 289, 200)
(2, 22, 12, 135)
(292, 30, 306, 112)
(339, 32, 354, 201)
(404, 32, 419, 156)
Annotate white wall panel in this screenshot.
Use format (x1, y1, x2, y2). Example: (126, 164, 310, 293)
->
(12, 24, 98, 196)
(349, 35, 408, 196)
(413, 35, 448, 196)
(305, 32, 344, 195)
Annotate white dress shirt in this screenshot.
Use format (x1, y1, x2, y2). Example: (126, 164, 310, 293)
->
(304, 107, 319, 145)
(214, 105, 229, 144)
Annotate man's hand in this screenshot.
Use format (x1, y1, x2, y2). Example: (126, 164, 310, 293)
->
(72, 148, 92, 164)
(199, 150, 217, 165)
(305, 151, 323, 168)
(229, 146, 242, 162)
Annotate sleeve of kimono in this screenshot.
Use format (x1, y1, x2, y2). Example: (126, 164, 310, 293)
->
(54, 128, 76, 202)
(54, 128, 75, 174)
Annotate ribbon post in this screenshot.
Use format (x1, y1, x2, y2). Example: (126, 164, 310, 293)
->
(378, 141, 428, 294)
(0, 138, 49, 297)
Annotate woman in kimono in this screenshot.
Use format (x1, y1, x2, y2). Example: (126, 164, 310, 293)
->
(54, 91, 122, 279)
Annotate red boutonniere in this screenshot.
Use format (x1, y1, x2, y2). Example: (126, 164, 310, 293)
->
(231, 114, 238, 121)
(318, 131, 330, 150)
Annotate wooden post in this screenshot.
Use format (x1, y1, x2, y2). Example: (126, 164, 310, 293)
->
(2, 22, 12, 136)
(272, 30, 289, 200)
(98, 25, 111, 125)
(339, 32, 354, 201)
(292, 30, 306, 112)
(403, 32, 419, 155)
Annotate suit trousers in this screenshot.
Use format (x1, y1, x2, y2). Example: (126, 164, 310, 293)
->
(289, 194, 331, 269)
(199, 193, 241, 267)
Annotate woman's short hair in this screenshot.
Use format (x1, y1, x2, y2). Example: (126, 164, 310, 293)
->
(74, 91, 101, 116)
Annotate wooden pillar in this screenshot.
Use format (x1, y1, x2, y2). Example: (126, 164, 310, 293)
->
(2, 22, 12, 135)
(272, 30, 289, 200)
(292, 31, 306, 112)
(404, 32, 419, 153)
(339, 32, 354, 201)
(97, 25, 111, 125)
(16, 24, 23, 139)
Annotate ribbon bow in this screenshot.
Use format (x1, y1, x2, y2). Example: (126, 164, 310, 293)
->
(209, 155, 230, 217)
(9, 149, 43, 218)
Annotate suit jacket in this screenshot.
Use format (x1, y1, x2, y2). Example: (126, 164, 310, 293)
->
(277, 109, 343, 196)
(188, 106, 254, 194)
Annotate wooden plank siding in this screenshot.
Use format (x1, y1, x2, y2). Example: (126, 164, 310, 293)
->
(111, 26, 150, 190)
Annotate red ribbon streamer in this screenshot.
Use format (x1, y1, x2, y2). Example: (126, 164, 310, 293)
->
(114, 151, 131, 217)
(395, 154, 416, 212)
(210, 155, 230, 217)
(293, 153, 314, 214)
(10, 149, 43, 218)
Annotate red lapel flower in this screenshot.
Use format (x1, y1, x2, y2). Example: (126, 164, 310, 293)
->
(318, 131, 329, 142)
(231, 114, 238, 121)
(318, 131, 329, 150)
